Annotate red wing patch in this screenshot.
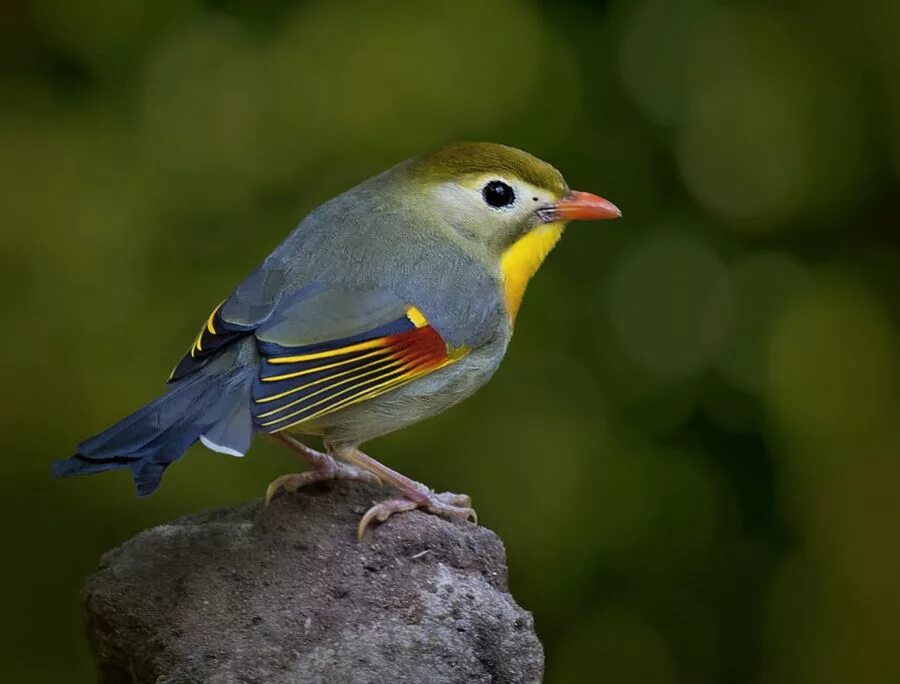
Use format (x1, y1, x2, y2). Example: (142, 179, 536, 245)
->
(251, 307, 465, 432)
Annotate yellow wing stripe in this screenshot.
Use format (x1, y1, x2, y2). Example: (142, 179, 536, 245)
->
(266, 357, 457, 430)
(268, 308, 429, 364)
(406, 306, 428, 328)
(267, 336, 397, 364)
(260, 347, 395, 385)
(259, 358, 414, 425)
(256, 354, 406, 415)
(260, 366, 411, 427)
(206, 308, 218, 335)
(258, 353, 398, 404)
(191, 302, 224, 355)
(191, 327, 204, 355)
(259, 343, 443, 416)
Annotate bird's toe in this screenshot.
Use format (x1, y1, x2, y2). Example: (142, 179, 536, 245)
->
(357, 490, 477, 538)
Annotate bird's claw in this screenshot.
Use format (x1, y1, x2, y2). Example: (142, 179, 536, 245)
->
(265, 463, 381, 507)
(357, 490, 477, 539)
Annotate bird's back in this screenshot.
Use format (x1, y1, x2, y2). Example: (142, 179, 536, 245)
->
(262, 165, 508, 350)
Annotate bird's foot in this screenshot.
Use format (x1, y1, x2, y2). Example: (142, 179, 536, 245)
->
(271, 438, 478, 537)
(358, 488, 477, 539)
(264, 453, 381, 506)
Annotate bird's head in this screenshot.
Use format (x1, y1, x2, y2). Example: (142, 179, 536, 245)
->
(402, 142, 621, 321)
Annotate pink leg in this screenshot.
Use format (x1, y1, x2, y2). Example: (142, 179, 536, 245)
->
(264, 433, 380, 506)
(335, 445, 477, 538)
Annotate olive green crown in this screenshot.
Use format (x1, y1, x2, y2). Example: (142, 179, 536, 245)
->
(409, 142, 568, 197)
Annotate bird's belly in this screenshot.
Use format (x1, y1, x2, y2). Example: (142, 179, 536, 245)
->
(301, 334, 508, 446)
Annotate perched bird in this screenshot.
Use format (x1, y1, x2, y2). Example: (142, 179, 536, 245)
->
(52, 143, 620, 536)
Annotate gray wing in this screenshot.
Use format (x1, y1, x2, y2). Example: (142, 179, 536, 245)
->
(168, 184, 507, 382)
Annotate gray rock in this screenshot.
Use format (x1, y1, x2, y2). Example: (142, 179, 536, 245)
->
(83, 482, 543, 683)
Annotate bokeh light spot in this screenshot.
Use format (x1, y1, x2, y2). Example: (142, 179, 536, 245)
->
(606, 229, 730, 379)
(765, 279, 900, 447)
(551, 606, 678, 684)
(619, 0, 712, 126)
(715, 252, 810, 394)
(141, 16, 268, 210)
(677, 6, 869, 230)
(29, 0, 197, 76)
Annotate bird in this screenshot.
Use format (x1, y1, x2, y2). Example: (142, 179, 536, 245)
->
(52, 142, 621, 537)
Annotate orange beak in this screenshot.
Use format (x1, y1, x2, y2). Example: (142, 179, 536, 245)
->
(551, 190, 622, 221)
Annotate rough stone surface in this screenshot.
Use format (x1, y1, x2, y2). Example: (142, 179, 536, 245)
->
(83, 481, 543, 683)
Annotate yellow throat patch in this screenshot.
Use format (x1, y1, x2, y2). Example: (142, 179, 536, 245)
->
(500, 221, 565, 323)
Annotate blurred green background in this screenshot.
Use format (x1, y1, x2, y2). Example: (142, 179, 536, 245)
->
(3, 0, 900, 681)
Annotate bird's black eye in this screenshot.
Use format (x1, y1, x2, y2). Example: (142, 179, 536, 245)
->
(482, 180, 516, 208)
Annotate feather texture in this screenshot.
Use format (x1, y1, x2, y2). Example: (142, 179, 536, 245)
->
(252, 306, 465, 432)
(169, 302, 255, 382)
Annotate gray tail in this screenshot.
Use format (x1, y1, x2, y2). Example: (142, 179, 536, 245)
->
(52, 363, 255, 496)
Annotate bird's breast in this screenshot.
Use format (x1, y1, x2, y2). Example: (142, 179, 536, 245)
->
(499, 221, 565, 323)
